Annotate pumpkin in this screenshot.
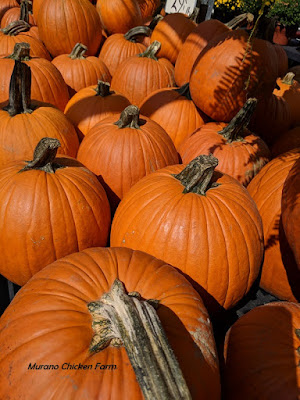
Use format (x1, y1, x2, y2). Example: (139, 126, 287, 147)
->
(0, 19, 50, 59)
(52, 43, 111, 97)
(150, 13, 196, 65)
(111, 41, 175, 106)
(38, 0, 102, 57)
(247, 149, 300, 302)
(273, 72, 300, 127)
(179, 98, 271, 186)
(137, 0, 160, 21)
(224, 301, 300, 399)
(139, 83, 207, 150)
(0, 0, 18, 22)
(175, 19, 230, 87)
(282, 157, 300, 269)
(77, 105, 179, 213)
(0, 42, 69, 111)
(98, 26, 150, 76)
(0, 138, 111, 286)
(271, 126, 300, 158)
(273, 43, 288, 77)
(64, 81, 131, 140)
(0, 247, 221, 399)
(189, 30, 278, 122)
(0, 60, 78, 166)
(1, 0, 36, 29)
(96, 0, 143, 35)
(111, 154, 264, 314)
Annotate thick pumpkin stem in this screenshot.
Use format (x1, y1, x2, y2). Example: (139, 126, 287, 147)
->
(69, 43, 88, 59)
(219, 98, 257, 142)
(114, 105, 140, 129)
(281, 72, 295, 85)
(3, 60, 34, 116)
(20, 0, 32, 24)
(124, 26, 151, 42)
(226, 13, 254, 29)
(94, 81, 113, 97)
(19, 137, 61, 173)
(1, 20, 30, 36)
(173, 154, 219, 195)
(88, 279, 192, 400)
(175, 83, 192, 100)
(138, 41, 161, 61)
(7, 42, 31, 61)
(148, 14, 164, 31)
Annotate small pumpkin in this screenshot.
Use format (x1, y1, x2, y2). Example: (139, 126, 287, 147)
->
(1, 0, 36, 29)
(111, 154, 264, 314)
(111, 41, 175, 106)
(52, 43, 111, 97)
(77, 105, 179, 212)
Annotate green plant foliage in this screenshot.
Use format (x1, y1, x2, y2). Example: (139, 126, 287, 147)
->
(267, 0, 300, 27)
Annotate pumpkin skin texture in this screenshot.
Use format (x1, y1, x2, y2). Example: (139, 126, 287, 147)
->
(0, 145, 111, 286)
(98, 27, 148, 77)
(96, 0, 143, 35)
(189, 30, 278, 122)
(273, 43, 288, 77)
(1, 4, 36, 28)
(38, 0, 102, 57)
(0, 0, 19, 22)
(52, 43, 111, 97)
(137, 0, 160, 21)
(111, 158, 264, 314)
(0, 247, 221, 400)
(139, 84, 207, 150)
(282, 157, 300, 269)
(111, 41, 175, 106)
(0, 43, 70, 111)
(77, 105, 179, 213)
(247, 149, 300, 302)
(175, 19, 230, 86)
(271, 127, 300, 158)
(64, 82, 131, 139)
(150, 13, 196, 65)
(224, 302, 300, 400)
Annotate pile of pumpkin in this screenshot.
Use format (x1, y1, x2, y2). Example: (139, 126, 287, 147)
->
(0, 0, 299, 398)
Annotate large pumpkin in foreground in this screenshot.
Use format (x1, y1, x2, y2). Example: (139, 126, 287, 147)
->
(0, 247, 221, 400)
(111, 154, 264, 314)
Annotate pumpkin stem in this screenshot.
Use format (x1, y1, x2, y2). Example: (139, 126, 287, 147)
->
(19, 137, 61, 173)
(173, 154, 219, 195)
(175, 83, 192, 100)
(124, 26, 151, 42)
(93, 81, 114, 97)
(148, 14, 164, 31)
(7, 42, 31, 61)
(114, 105, 140, 129)
(88, 279, 192, 400)
(20, 0, 32, 24)
(218, 98, 257, 143)
(1, 20, 30, 36)
(69, 43, 88, 59)
(281, 72, 295, 85)
(3, 60, 34, 116)
(226, 13, 254, 30)
(138, 41, 161, 61)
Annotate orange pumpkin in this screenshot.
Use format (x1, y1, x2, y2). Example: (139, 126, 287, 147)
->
(282, 157, 300, 269)
(179, 99, 271, 186)
(64, 81, 131, 140)
(96, 0, 142, 35)
(0, 138, 111, 286)
(224, 302, 300, 399)
(139, 83, 207, 150)
(98, 26, 149, 76)
(0, 247, 221, 399)
(137, 0, 160, 21)
(0, 61, 78, 166)
(0, 0, 19, 21)
(52, 43, 111, 97)
(77, 105, 179, 212)
(111, 154, 264, 314)
(111, 41, 175, 106)
(1, 0, 36, 29)
(150, 13, 196, 65)
(247, 149, 300, 302)
(38, 0, 102, 57)
(0, 42, 69, 111)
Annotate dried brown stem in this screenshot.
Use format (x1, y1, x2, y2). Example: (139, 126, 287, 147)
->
(19, 138, 61, 173)
(114, 105, 140, 129)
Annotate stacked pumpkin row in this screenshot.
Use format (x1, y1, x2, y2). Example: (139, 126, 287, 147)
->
(0, 0, 299, 399)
